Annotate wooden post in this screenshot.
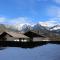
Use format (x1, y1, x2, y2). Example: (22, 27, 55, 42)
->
(30, 37, 33, 42)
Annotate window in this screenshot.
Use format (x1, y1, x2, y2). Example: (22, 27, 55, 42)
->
(21, 39, 27, 42)
(14, 39, 19, 42)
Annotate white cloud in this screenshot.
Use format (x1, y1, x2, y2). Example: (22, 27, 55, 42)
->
(6, 17, 34, 30)
(39, 17, 60, 27)
(47, 6, 60, 17)
(44, 3, 60, 27)
(0, 17, 59, 27)
(0, 17, 33, 25)
(0, 16, 34, 26)
(0, 16, 60, 28)
(0, 17, 34, 30)
(0, 17, 6, 23)
(9, 17, 33, 25)
(53, 0, 60, 4)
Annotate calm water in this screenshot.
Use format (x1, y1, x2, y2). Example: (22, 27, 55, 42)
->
(0, 43, 60, 60)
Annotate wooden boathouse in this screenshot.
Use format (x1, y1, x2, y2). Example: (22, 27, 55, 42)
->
(0, 31, 29, 42)
(24, 31, 49, 42)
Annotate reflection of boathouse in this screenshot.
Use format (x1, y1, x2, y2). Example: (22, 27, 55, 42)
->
(0, 31, 29, 42)
(24, 31, 49, 42)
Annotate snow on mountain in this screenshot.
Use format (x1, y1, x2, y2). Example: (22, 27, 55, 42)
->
(0, 23, 60, 34)
(4, 22, 49, 32)
(49, 25, 60, 34)
(50, 25, 60, 30)
(21, 24, 33, 32)
(32, 23, 46, 30)
(15, 23, 33, 31)
(4, 22, 60, 32)
(5, 23, 33, 32)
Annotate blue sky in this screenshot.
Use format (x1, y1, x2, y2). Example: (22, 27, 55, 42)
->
(0, 0, 60, 26)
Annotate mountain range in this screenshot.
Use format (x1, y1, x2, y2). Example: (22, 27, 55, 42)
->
(0, 23, 60, 33)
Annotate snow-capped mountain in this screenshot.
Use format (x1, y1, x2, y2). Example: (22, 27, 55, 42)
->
(49, 25, 60, 34)
(4, 23, 50, 32)
(21, 24, 32, 32)
(32, 23, 47, 30)
(50, 25, 60, 30)
(0, 23, 60, 34)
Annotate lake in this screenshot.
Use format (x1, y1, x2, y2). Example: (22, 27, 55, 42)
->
(0, 43, 60, 60)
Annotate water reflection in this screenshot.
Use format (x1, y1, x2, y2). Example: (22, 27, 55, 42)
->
(0, 41, 48, 48)
(0, 41, 60, 49)
(0, 47, 6, 50)
(0, 44, 60, 60)
(0, 41, 60, 50)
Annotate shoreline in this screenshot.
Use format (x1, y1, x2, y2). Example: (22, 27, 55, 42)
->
(0, 41, 60, 48)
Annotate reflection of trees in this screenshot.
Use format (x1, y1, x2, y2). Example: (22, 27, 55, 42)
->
(0, 47, 6, 50)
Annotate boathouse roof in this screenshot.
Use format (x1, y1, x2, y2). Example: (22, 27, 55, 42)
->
(24, 30, 45, 38)
(0, 31, 29, 39)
